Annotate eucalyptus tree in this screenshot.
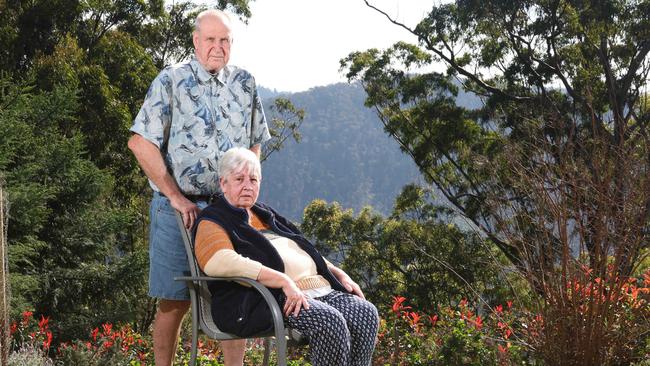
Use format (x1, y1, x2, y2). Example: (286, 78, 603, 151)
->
(343, 1, 649, 363)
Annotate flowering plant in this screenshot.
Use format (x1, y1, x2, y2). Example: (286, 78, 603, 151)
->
(533, 266, 650, 364)
(373, 295, 533, 366)
(55, 322, 151, 365)
(10, 310, 53, 357)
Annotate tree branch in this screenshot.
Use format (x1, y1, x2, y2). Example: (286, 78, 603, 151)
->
(363, 0, 531, 102)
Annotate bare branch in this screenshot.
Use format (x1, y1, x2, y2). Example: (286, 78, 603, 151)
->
(363, 0, 532, 102)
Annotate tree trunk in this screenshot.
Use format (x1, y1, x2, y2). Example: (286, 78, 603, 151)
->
(0, 183, 10, 366)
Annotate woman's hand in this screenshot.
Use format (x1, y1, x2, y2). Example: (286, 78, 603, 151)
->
(257, 267, 309, 317)
(282, 279, 310, 317)
(330, 266, 365, 299)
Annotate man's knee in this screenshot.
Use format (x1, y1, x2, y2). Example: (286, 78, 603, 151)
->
(157, 299, 191, 316)
(221, 339, 246, 352)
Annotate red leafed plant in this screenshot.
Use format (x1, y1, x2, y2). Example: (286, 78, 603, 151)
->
(9, 310, 53, 357)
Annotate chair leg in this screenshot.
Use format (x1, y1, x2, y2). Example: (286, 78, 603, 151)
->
(262, 337, 271, 366)
(190, 312, 199, 366)
(276, 335, 287, 366)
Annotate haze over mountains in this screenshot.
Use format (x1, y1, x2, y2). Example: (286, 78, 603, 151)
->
(258, 82, 423, 221)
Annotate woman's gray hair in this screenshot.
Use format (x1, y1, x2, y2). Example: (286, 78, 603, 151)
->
(194, 9, 232, 33)
(218, 147, 261, 182)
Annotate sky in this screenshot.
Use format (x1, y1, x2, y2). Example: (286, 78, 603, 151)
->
(227, 0, 436, 92)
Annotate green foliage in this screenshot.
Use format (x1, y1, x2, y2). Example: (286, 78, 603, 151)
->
(0, 0, 81, 72)
(372, 295, 539, 365)
(262, 97, 306, 162)
(343, 1, 650, 364)
(55, 323, 150, 366)
(130, 1, 198, 69)
(10, 297, 546, 366)
(301, 184, 517, 312)
(342, 0, 650, 268)
(9, 311, 53, 361)
(21, 277, 642, 365)
(0, 73, 148, 341)
(435, 319, 496, 366)
(10, 313, 312, 365)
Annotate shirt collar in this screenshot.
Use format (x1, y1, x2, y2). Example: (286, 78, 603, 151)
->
(190, 56, 227, 85)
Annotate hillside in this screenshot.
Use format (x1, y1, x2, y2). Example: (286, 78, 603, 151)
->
(259, 82, 422, 221)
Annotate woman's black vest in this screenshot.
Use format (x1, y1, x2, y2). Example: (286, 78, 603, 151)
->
(194, 194, 347, 337)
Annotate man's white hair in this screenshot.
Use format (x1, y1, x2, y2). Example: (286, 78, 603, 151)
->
(218, 147, 261, 182)
(194, 9, 232, 33)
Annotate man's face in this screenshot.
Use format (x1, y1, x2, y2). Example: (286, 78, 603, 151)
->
(193, 15, 232, 73)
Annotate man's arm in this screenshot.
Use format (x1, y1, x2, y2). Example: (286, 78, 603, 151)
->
(128, 133, 200, 228)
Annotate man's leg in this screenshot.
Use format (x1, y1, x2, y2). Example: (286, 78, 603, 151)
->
(148, 195, 246, 365)
(149, 193, 194, 365)
(222, 339, 247, 366)
(153, 299, 191, 366)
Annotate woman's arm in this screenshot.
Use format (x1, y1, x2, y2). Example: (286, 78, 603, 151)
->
(257, 267, 310, 316)
(195, 220, 309, 316)
(195, 221, 263, 278)
(327, 262, 365, 299)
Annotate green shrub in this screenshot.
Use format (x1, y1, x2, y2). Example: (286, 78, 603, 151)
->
(373, 296, 536, 366)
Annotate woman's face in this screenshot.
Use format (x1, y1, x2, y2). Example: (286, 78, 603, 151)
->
(220, 165, 260, 209)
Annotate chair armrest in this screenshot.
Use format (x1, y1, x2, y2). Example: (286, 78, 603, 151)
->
(175, 275, 282, 312)
(175, 276, 279, 304)
(174, 275, 288, 341)
(176, 275, 264, 285)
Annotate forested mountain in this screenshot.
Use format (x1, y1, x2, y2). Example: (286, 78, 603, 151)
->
(259, 82, 422, 221)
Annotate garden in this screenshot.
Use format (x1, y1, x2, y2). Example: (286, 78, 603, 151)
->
(2, 0, 650, 365)
(9, 267, 650, 365)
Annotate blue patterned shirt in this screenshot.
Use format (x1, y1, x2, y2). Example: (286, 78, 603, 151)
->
(131, 57, 271, 196)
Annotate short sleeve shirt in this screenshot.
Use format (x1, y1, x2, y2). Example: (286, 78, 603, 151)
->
(130, 57, 271, 196)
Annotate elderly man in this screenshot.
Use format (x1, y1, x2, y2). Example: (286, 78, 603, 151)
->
(128, 9, 270, 366)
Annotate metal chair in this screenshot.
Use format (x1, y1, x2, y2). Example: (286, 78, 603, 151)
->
(173, 212, 305, 366)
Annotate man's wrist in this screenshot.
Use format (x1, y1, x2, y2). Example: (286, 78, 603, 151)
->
(161, 188, 187, 203)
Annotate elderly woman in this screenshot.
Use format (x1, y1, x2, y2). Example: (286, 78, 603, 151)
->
(194, 147, 378, 366)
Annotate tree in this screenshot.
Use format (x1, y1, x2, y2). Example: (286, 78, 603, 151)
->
(1, 0, 309, 345)
(301, 184, 516, 312)
(0, 73, 147, 340)
(342, 0, 649, 364)
(132, 1, 197, 69)
(262, 97, 305, 162)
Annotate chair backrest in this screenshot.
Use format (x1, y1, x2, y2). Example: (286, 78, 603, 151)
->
(174, 212, 240, 340)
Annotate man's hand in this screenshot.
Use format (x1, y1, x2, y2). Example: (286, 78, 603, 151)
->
(170, 196, 201, 229)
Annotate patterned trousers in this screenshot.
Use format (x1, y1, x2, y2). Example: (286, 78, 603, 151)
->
(286, 290, 379, 366)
